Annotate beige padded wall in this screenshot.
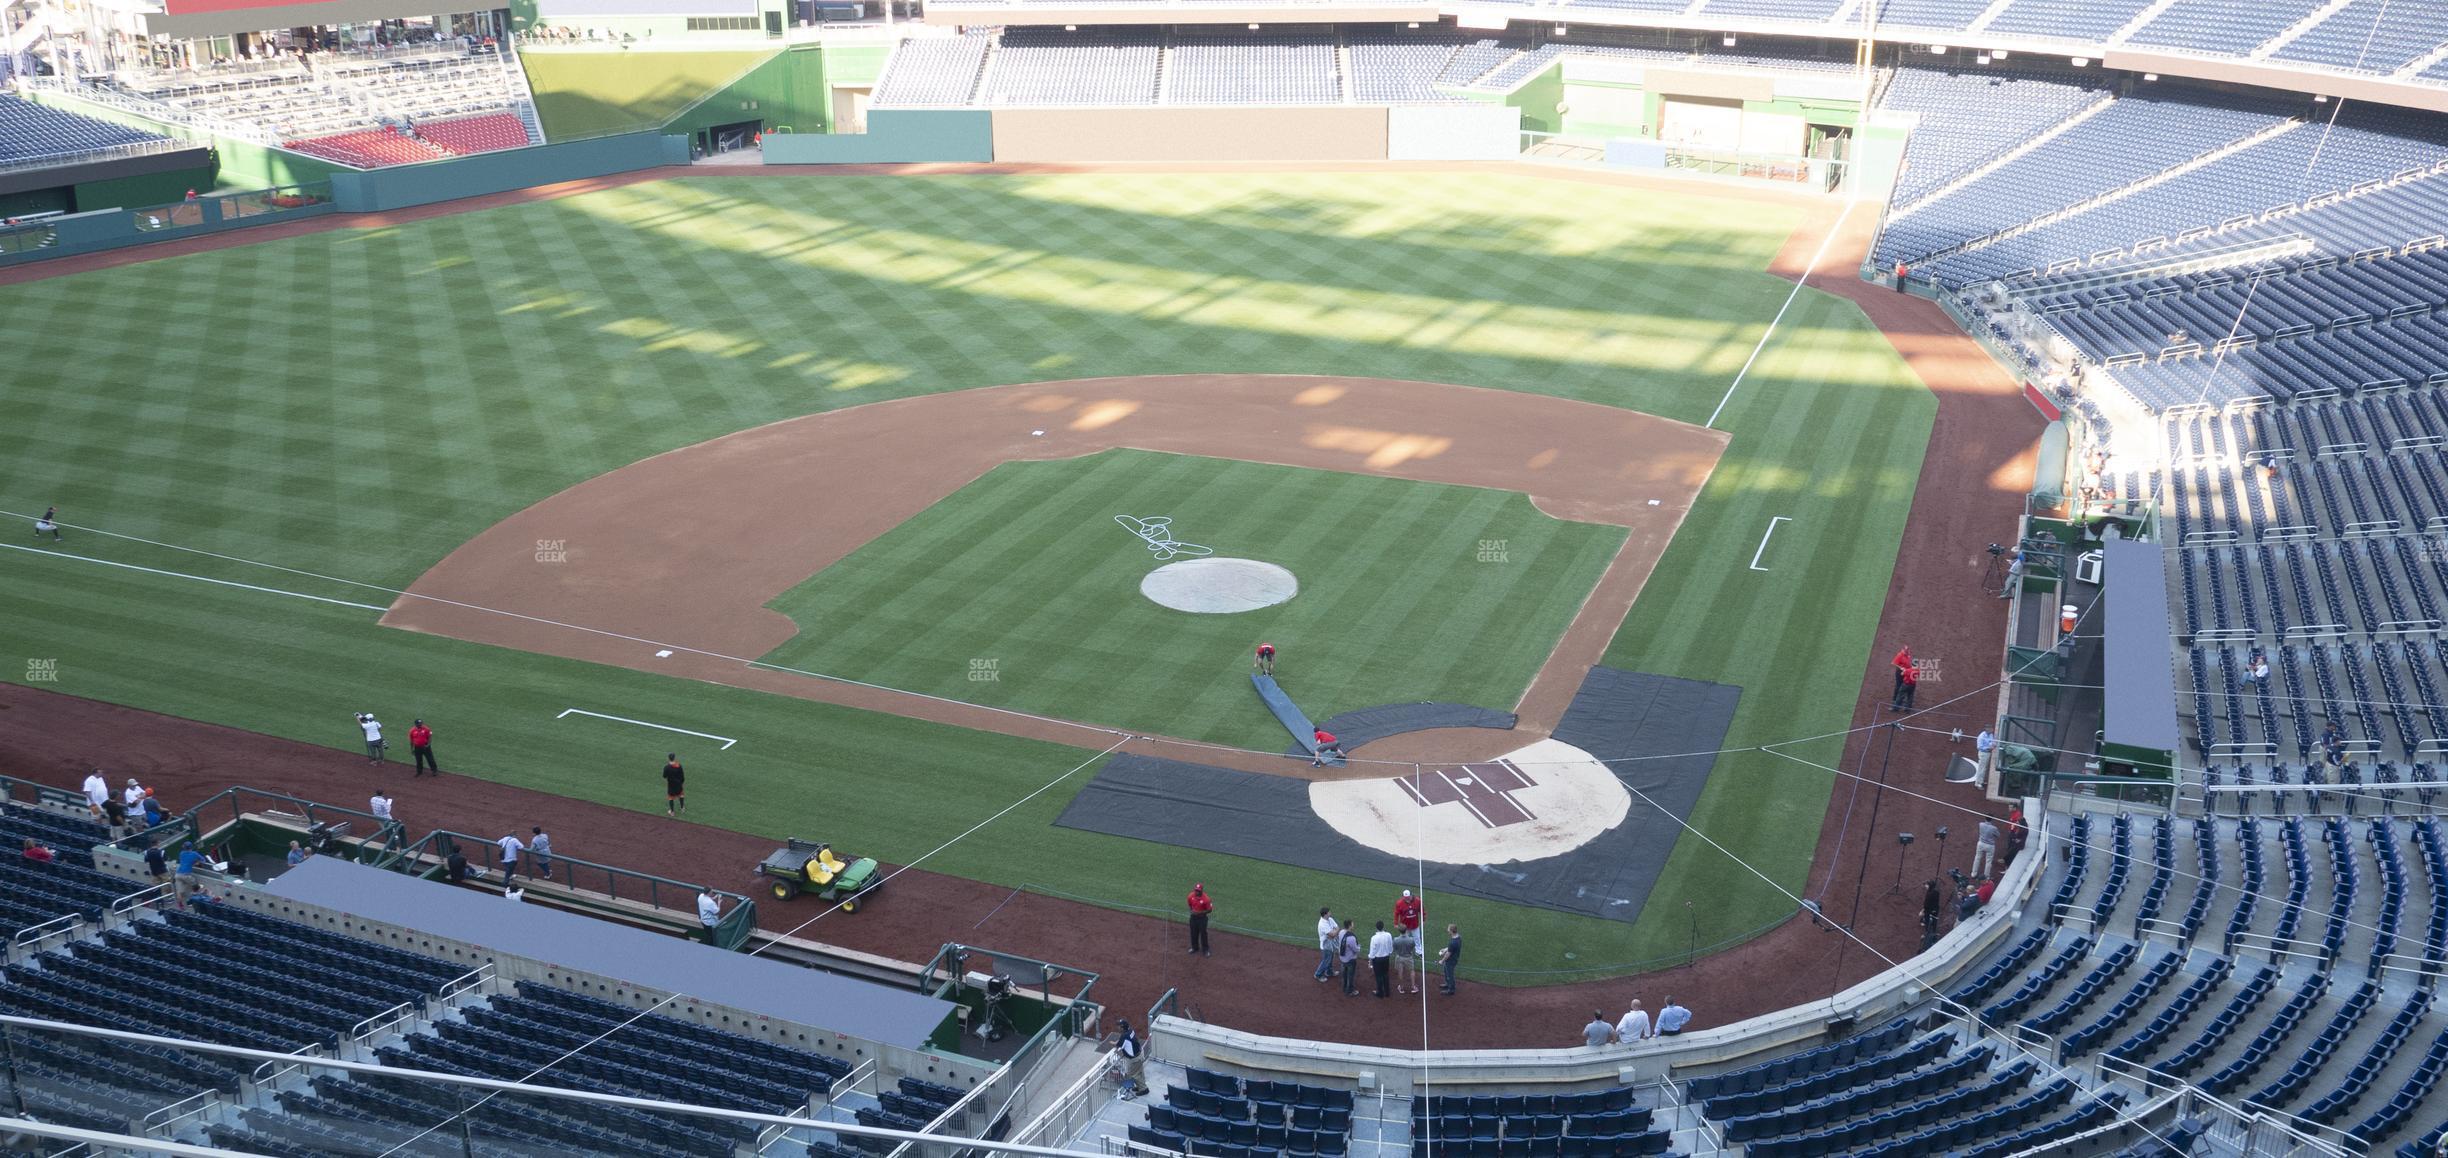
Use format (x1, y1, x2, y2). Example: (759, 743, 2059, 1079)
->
(989, 107, 1391, 163)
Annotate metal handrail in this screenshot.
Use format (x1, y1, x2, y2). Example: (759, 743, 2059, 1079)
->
(109, 882, 172, 916)
(390, 829, 755, 944)
(828, 1056, 877, 1105)
(250, 1041, 319, 1086)
(347, 1001, 417, 1047)
(437, 962, 493, 1003)
(1010, 1044, 1111, 1149)
(756, 1103, 817, 1152)
(181, 786, 407, 864)
(0, 775, 100, 814)
(138, 1088, 218, 1138)
(0, 1011, 1091, 1157)
(9, 913, 82, 959)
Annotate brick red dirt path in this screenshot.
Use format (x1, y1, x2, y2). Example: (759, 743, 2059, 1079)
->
(0, 167, 2041, 1051)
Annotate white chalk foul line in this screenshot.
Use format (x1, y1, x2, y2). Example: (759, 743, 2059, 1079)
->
(1705, 198, 1858, 430)
(0, 543, 390, 612)
(556, 708, 737, 750)
(1748, 517, 1792, 572)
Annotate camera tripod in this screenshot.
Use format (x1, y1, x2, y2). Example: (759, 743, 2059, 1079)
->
(1981, 543, 2009, 597)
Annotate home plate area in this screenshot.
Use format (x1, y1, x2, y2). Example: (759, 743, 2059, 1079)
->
(1053, 668, 1741, 922)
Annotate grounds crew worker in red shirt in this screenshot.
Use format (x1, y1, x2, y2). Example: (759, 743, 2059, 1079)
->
(1186, 884, 1213, 956)
(409, 719, 439, 777)
(1394, 888, 1422, 934)
(1255, 642, 1275, 675)
(1891, 647, 1917, 712)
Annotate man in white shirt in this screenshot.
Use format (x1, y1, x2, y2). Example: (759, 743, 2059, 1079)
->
(1368, 922, 1395, 998)
(122, 779, 149, 824)
(1616, 1000, 1652, 1043)
(357, 713, 385, 764)
(81, 770, 109, 819)
(496, 831, 525, 880)
(1314, 907, 1339, 983)
(697, 888, 723, 940)
(369, 790, 394, 823)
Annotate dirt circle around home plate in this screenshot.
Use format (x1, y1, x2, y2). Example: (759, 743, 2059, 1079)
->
(1309, 738, 1632, 863)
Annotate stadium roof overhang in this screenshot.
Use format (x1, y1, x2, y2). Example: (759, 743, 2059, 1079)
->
(138, 0, 482, 40)
(922, 0, 1438, 25)
(911, 4, 2448, 115)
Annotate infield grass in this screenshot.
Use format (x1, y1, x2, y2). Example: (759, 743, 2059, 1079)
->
(0, 171, 1932, 979)
(760, 449, 1625, 749)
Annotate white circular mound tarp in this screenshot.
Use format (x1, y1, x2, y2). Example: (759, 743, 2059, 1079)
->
(1140, 557, 1298, 614)
(1309, 739, 1630, 864)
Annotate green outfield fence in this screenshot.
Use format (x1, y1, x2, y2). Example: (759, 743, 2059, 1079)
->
(0, 182, 334, 264)
(0, 131, 690, 268)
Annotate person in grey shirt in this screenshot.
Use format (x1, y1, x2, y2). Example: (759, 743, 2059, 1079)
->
(1582, 1012, 1616, 1048)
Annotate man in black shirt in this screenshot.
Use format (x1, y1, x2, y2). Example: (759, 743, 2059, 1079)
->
(663, 753, 687, 816)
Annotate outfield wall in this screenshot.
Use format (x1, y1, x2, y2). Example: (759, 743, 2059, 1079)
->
(992, 107, 1388, 163)
(1387, 105, 1521, 161)
(325, 131, 690, 213)
(762, 109, 993, 163)
(768, 105, 1510, 165)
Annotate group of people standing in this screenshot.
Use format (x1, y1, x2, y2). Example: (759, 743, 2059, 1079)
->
(351, 712, 442, 776)
(80, 769, 165, 832)
(1307, 890, 1460, 998)
(1580, 997, 1694, 1046)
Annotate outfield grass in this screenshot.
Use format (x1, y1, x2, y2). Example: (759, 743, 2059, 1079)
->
(760, 449, 1624, 749)
(0, 171, 1931, 978)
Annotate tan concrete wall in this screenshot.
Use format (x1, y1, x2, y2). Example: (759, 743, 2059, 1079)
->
(989, 106, 1390, 163)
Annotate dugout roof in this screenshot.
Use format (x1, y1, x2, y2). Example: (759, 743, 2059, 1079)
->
(265, 856, 955, 1049)
(2102, 536, 2181, 754)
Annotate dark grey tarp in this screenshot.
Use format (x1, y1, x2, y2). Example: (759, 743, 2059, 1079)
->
(1054, 667, 1740, 923)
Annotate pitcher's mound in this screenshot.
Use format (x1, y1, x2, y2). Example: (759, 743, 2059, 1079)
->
(1141, 558, 1298, 614)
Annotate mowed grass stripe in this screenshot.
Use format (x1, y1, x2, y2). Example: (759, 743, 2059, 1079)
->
(1600, 291, 1932, 960)
(760, 451, 1623, 749)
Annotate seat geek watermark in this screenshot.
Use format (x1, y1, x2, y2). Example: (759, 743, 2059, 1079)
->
(1477, 539, 1509, 564)
(535, 538, 569, 564)
(25, 658, 58, 684)
(969, 658, 1000, 683)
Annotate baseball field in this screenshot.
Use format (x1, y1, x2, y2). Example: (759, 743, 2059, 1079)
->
(0, 168, 1932, 979)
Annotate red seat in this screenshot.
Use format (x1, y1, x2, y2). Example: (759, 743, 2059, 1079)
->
(284, 127, 447, 168)
(417, 113, 531, 156)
